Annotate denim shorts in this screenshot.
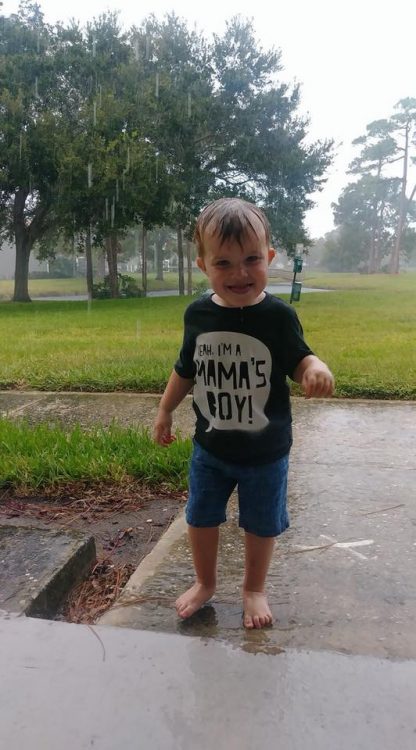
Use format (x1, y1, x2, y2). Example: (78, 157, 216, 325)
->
(186, 442, 290, 538)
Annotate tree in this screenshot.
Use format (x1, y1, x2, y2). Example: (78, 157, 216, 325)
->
(329, 105, 416, 273)
(131, 14, 216, 294)
(388, 98, 416, 273)
(55, 13, 140, 297)
(0, 2, 71, 301)
(207, 17, 333, 254)
(349, 120, 398, 272)
(330, 175, 401, 272)
(321, 226, 368, 272)
(1, 9, 333, 299)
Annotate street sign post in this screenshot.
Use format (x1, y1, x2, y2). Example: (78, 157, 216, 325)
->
(290, 256, 303, 303)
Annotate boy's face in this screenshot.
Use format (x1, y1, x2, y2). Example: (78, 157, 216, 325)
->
(196, 219, 275, 308)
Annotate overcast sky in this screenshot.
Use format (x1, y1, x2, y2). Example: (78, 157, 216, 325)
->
(4, 0, 416, 237)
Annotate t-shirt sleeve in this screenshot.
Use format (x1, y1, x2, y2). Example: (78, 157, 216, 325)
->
(174, 307, 196, 380)
(282, 306, 314, 379)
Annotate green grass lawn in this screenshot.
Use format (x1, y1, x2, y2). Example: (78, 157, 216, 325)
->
(303, 270, 416, 291)
(0, 275, 415, 398)
(0, 271, 203, 300)
(0, 419, 191, 490)
(1, 275, 414, 489)
(2, 269, 413, 297)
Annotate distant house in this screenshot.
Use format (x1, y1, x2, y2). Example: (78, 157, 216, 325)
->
(0, 242, 48, 279)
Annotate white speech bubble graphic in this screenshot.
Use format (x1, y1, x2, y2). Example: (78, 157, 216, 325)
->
(193, 332, 271, 432)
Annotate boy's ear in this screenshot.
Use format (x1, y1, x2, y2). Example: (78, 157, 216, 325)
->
(196, 256, 207, 273)
(268, 248, 276, 265)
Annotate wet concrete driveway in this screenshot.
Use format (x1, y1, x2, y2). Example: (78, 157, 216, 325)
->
(2, 392, 416, 748)
(2, 391, 415, 658)
(100, 399, 416, 659)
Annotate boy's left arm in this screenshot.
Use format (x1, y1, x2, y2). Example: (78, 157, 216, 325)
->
(293, 355, 334, 398)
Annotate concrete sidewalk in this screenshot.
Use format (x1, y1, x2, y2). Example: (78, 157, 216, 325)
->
(2, 391, 416, 658)
(1, 614, 416, 750)
(1, 391, 416, 747)
(98, 398, 416, 660)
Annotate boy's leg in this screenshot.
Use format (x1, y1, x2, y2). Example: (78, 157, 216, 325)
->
(238, 453, 289, 629)
(242, 532, 276, 629)
(179, 442, 235, 619)
(175, 525, 219, 618)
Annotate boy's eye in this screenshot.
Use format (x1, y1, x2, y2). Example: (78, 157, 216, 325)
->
(214, 260, 230, 267)
(246, 255, 261, 263)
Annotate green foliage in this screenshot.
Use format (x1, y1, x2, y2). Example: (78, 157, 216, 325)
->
(208, 16, 333, 253)
(47, 256, 75, 278)
(2, 5, 333, 300)
(192, 278, 209, 297)
(330, 101, 416, 274)
(0, 3, 89, 300)
(92, 274, 144, 298)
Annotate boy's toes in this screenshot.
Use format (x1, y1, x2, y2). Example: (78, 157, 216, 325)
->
(177, 604, 192, 619)
(242, 591, 273, 629)
(243, 613, 255, 629)
(243, 613, 272, 629)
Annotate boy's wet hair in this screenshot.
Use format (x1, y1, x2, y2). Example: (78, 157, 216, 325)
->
(194, 198, 271, 256)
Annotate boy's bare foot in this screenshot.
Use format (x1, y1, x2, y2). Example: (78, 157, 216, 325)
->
(175, 582, 216, 619)
(243, 590, 273, 629)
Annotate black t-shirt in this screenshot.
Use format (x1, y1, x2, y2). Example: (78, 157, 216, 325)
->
(175, 292, 313, 465)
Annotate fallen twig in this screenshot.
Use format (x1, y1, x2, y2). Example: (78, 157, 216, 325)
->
(289, 542, 336, 554)
(86, 624, 106, 662)
(358, 503, 405, 517)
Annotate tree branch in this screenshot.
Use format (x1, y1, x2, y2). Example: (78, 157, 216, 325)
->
(193, 133, 216, 145)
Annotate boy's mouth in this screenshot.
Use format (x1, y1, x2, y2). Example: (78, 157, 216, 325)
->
(227, 284, 253, 294)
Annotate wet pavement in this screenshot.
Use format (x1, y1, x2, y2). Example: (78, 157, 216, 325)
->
(2, 391, 416, 747)
(2, 615, 416, 750)
(2, 392, 416, 658)
(0, 390, 194, 433)
(98, 399, 416, 660)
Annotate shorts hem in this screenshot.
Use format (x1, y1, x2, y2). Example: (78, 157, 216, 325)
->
(238, 520, 290, 538)
(186, 517, 227, 528)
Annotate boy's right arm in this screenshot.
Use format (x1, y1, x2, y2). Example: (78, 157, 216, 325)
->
(153, 370, 194, 445)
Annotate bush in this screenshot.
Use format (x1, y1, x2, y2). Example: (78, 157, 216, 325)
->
(29, 257, 76, 279)
(192, 278, 209, 297)
(92, 274, 144, 299)
(49, 257, 76, 278)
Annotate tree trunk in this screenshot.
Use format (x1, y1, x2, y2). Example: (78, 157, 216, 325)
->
(368, 225, 377, 274)
(177, 226, 185, 296)
(105, 233, 119, 298)
(13, 233, 32, 302)
(368, 161, 382, 274)
(390, 123, 409, 274)
(155, 237, 164, 281)
(141, 225, 148, 296)
(97, 247, 106, 279)
(85, 224, 94, 298)
(12, 188, 32, 302)
(186, 238, 192, 295)
(374, 201, 385, 273)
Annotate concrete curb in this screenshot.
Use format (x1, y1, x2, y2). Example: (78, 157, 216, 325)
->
(98, 510, 187, 625)
(27, 534, 97, 618)
(0, 526, 96, 618)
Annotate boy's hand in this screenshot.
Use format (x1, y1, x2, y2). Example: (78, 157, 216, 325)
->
(153, 409, 176, 446)
(301, 361, 334, 398)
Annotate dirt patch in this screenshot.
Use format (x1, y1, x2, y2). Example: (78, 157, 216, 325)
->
(0, 480, 185, 622)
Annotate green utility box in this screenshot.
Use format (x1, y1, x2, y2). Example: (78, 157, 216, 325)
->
(293, 257, 303, 273)
(291, 281, 302, 302)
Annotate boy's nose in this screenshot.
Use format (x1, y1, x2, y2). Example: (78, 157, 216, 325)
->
(234, 264, 249, 278)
